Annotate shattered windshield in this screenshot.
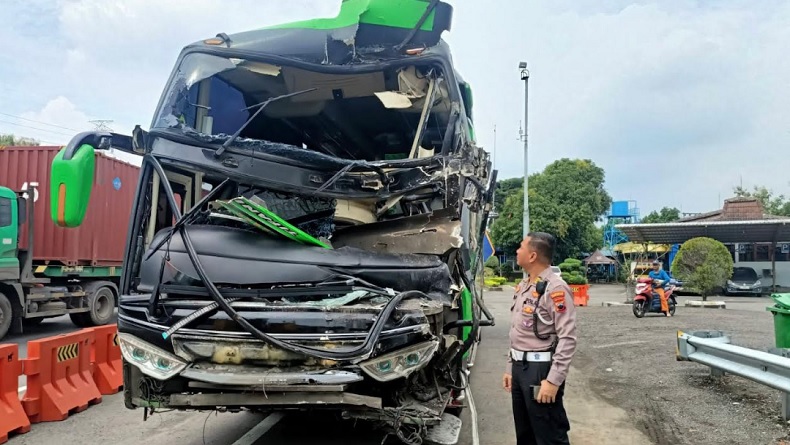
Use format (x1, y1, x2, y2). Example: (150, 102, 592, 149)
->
(152, 52, 455, 162)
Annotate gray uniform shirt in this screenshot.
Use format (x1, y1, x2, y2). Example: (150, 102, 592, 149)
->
(506, 267, 578, 386)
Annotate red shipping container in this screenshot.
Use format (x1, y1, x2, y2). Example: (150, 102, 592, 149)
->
(0, 146, 140, 266)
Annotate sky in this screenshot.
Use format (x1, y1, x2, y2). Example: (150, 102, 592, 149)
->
(1, 0, 789, 216)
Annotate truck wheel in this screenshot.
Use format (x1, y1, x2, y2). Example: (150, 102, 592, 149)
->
(71, 284, 116, 327)
(0, 292, 12, 339)
(69, 312, 89, 328)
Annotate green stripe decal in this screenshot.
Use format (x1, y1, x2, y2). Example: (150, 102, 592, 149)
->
(216, 197, 331, 249)
(262, 0, 436, 32)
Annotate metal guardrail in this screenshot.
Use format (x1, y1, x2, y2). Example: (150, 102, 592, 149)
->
(676, 330, 790, 419)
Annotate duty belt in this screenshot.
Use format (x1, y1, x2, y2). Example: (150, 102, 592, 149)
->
(511, 349, 552, 362)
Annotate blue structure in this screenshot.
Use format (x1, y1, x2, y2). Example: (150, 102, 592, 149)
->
(482, 231, 495, 263)
(668, 243, 680, 270)
(603, 200, 640, 250)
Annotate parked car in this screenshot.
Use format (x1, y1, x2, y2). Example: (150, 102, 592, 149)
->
(724, 266, 762, 296)
(551, 265, 562, 277)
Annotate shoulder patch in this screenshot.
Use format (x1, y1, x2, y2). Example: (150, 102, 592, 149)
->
(554, 301, 567, 313)
(550, 290, 567, 312)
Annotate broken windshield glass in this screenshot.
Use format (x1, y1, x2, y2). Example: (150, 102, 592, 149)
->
(151, 52, 454, 162)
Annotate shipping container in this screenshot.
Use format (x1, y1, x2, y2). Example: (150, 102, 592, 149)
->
(0, 146, 140, 266)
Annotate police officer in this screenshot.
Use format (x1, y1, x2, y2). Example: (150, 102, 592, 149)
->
(503, 232, 577, 445)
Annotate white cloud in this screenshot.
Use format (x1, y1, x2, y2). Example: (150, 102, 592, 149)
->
(21, 96, 94, 134)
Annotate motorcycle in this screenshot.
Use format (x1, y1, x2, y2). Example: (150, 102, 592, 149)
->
(632, 277, 676, 318)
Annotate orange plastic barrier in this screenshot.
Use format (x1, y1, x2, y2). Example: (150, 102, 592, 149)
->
(91, 324, 123, 395)
(573, 294, 589, 306)
(570, 284, 590, 307)
(0, 344, 30, 443)
(21, 330, 102, 423)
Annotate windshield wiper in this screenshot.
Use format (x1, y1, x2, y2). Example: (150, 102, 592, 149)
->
(214, 88, 317, 158)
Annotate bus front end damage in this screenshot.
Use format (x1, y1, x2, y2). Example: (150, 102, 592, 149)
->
(56, 1, 496, 443)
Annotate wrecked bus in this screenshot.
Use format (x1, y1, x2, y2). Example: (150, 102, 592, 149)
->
(50, 1, 496, 443)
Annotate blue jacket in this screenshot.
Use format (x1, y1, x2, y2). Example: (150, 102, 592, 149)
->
(648, 269, 671, 288)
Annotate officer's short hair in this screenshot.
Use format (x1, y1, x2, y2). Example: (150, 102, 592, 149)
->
(527, 232, 556, 264)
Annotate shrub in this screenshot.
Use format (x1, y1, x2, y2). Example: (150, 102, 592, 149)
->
(484, 276, 508, 288)
(484, 256, 501, 276)
(671, 237, 733, 301)
(558, 257, 588, 285)
(565, 274, 588, 285)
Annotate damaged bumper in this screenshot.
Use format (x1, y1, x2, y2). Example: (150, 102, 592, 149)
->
(119, 306, 448, 410)
(120, 328, 442, 412)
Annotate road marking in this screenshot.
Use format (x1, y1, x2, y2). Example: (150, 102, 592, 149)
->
(593, 340, 648, 349)
(231, 412, 285, 445)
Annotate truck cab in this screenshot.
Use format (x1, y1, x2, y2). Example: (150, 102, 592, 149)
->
(0, 187, 21, 280)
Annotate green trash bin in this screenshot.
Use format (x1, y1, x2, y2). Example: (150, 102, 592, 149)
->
(767, 294, 790, 348)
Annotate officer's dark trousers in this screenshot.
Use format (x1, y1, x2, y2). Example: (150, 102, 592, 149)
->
(511, 360, 571, 445)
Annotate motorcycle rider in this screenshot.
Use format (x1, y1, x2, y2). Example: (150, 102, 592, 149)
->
(648, 260, 671, 317)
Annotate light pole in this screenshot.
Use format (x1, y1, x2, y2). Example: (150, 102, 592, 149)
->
(519, 62, 530, 238)
(492, 124, 497, 211)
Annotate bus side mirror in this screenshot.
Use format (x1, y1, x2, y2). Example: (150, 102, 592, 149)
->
(50, 143, 95, 228)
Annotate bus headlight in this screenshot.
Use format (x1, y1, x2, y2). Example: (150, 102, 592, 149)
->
(359, 340, 439, 382)
(119, 333, 187, 380)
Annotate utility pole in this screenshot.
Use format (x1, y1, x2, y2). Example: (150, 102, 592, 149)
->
(492, 124, 497, 211)
(90, 119, 114, 155)
(89, 119, 114, 132)
(518, 62, 530, 238)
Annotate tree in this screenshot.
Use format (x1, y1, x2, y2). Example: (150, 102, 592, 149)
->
(733, 185, 790, 217)
(494, 177, 523, 211)
(490, 158, 612, 261)
(641, 207, 681, 224)
(0, 134, 40, 146)
(671, 237, 733, 301)
(491, 188, 525, 256)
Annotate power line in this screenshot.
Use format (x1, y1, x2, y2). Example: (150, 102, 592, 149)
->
(0, 119, 74, 137)
(0, 111, 79, 132)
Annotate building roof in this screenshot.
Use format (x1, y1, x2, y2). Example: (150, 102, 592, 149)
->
(616, 219, 790, 244)
(583, 250, 617, 265)
(619, 196, 790, 244)
(677, 197, 785, 223)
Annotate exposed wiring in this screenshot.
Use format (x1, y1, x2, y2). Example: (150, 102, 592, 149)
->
(144, 154, 426, 361)
(380, 406, 430, 445)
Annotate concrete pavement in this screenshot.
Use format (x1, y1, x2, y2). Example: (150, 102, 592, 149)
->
(7, 290, 652, 445)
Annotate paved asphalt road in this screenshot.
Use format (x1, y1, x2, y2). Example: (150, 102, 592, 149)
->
(5, 290, 657, 445)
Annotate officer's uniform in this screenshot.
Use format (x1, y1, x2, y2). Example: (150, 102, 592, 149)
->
(507, 267, 577, 445)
